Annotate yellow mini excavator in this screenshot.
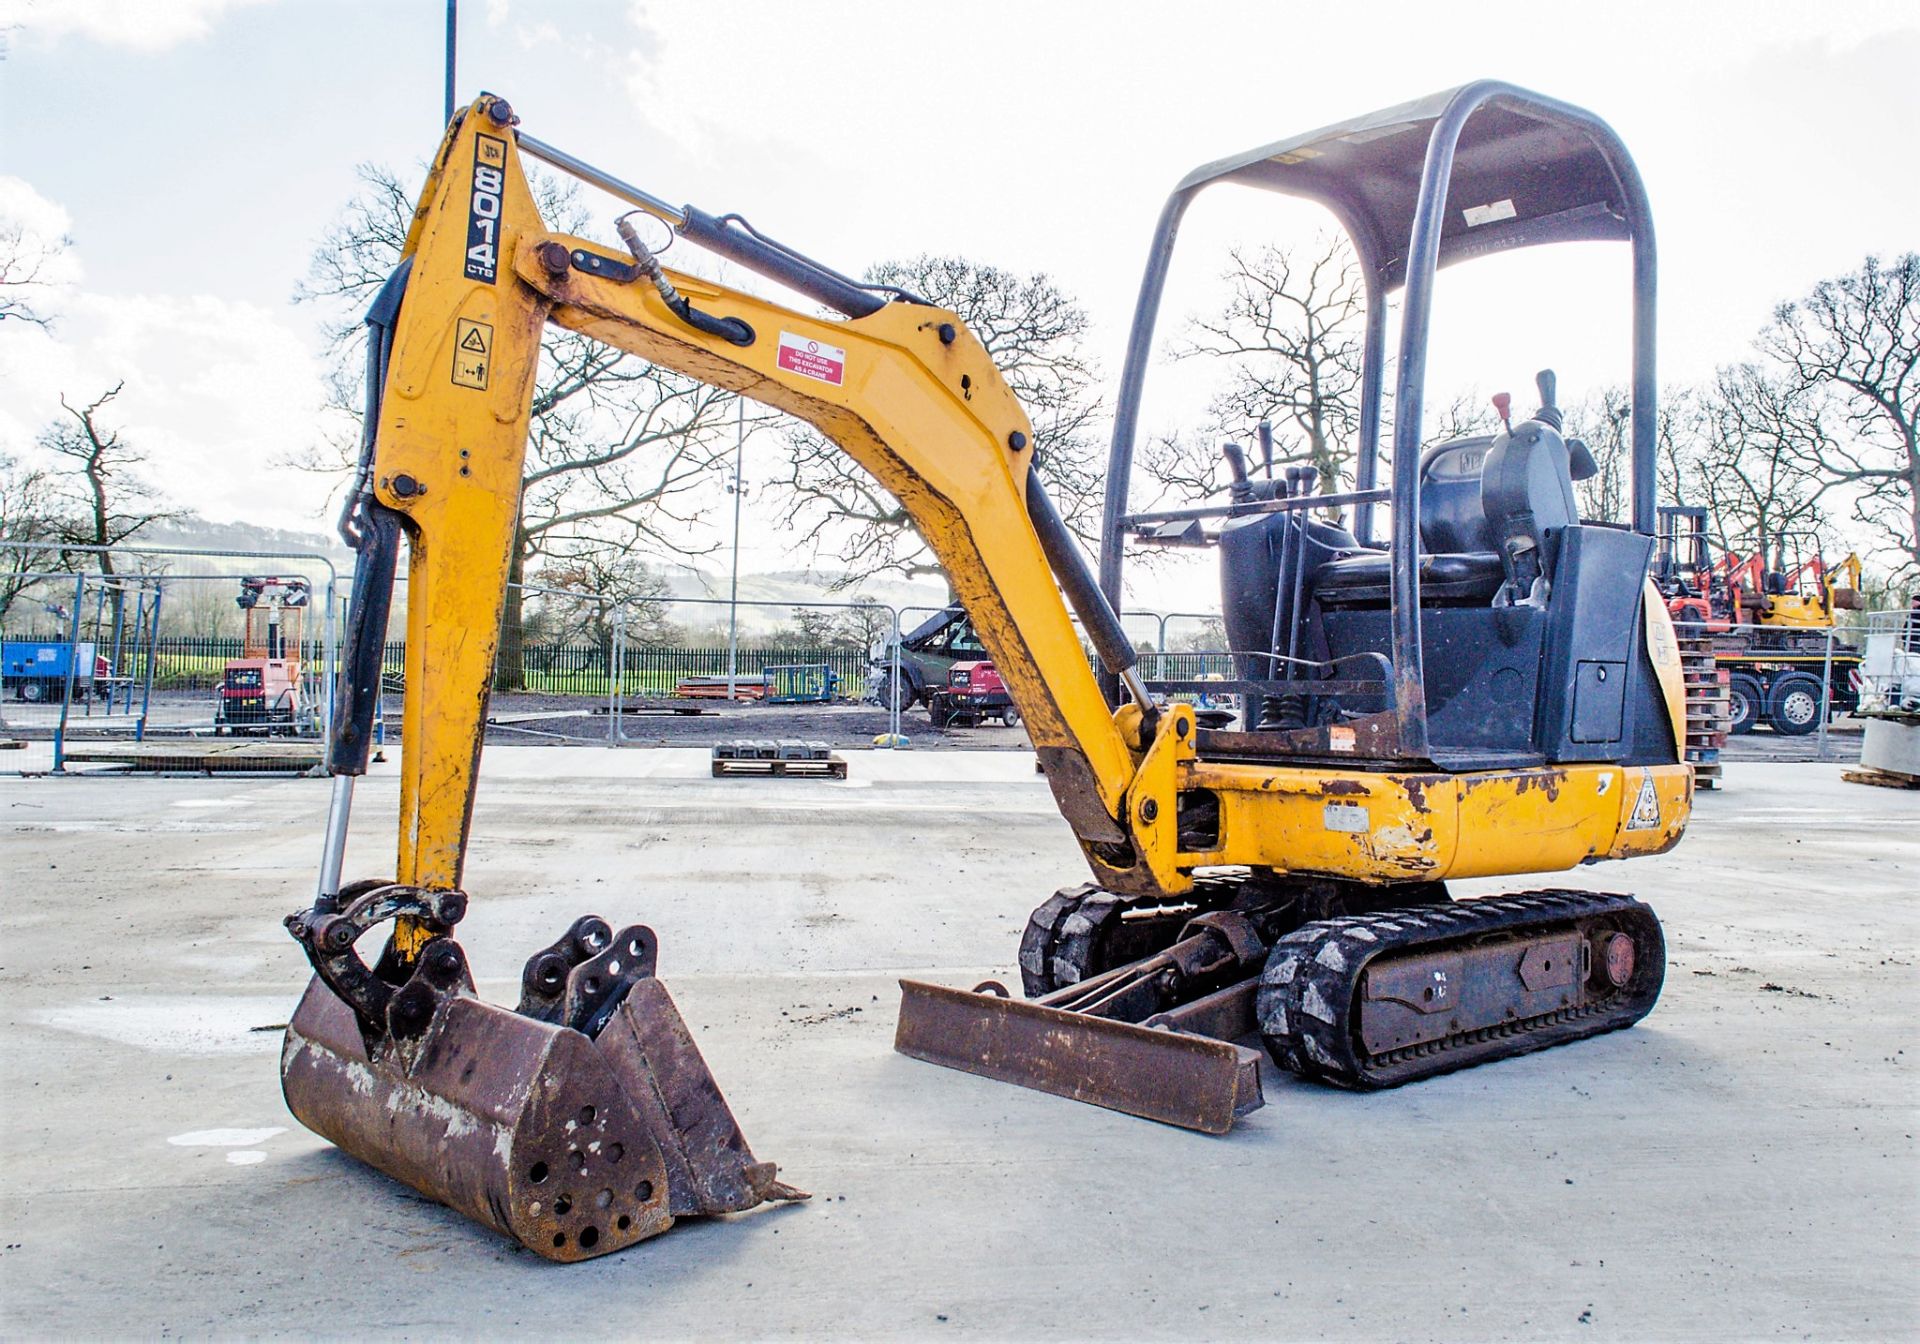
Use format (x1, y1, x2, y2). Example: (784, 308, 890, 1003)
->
(283, 82, 1691, 1262)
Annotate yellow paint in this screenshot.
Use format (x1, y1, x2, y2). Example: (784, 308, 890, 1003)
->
(366, 97, 1695, 938)
(1643, 579, 1686, 758)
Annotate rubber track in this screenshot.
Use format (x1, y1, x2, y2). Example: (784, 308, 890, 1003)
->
(1256, 889, 1665, 1090)
(1017, 879, 1245, 997)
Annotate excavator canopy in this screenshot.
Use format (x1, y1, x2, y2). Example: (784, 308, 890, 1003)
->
(1180, 83, 1643, 290)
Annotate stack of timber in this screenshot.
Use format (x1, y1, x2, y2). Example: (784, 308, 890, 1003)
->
(1679, 634, 1729, 790)
(675, 676, 767, 701)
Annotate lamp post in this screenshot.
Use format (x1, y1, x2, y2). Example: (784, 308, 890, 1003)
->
(443, 0, 457, 126)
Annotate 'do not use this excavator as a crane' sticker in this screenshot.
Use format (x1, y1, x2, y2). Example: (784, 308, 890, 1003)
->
(280, 81, 1692, 1262)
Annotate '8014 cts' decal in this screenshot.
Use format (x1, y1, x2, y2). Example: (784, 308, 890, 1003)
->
(465, 134, 507, 283)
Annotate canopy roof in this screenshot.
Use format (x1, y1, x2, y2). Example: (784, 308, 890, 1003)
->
(1179, 83, 1639, 290)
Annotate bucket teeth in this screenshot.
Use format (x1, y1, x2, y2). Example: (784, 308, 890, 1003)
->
(281, 913, 801, 1262)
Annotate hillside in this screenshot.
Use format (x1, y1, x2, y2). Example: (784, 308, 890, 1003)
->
(119, 515, 949, 633)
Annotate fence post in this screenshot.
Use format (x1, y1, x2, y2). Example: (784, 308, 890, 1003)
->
(321, 576, 339, 746)
(53, 572, 86, 773)
(609, 607, 625, 746)
(1817, 623, 1835, 761)
(136, 582, 163, 742)
(888, 607, 902, 745)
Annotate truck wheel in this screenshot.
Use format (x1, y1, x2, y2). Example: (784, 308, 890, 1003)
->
(20, 681, 45, 704)
(1766, 674, 1825, 737)
(1002, 707, 1021, 729)
(1727, 673, 1762, 735)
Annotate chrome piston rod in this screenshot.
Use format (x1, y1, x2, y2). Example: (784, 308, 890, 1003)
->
(314, 773, 354, 907)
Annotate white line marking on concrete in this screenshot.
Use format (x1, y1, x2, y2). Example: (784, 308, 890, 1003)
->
(169, 1127, 286, 1148)
(37, 996, 292, 1056)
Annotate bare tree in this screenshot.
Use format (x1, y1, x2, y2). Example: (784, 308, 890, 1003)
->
(1757, 252, 1919, 580)
(38, 382, 177, 566)
(840, 595, 891, 651)
(1565, 386, 1634, 523)
(772, 255, 1103, 585)
(1691, 363, 1833, 555)
(523, 550, 681, 666)
(0, 219, 72, 328)
(0, 453, 58, 623)
(1181, 236, 1365, 492)
(32, 383, 179, 634)
(298, 164, 738, 685)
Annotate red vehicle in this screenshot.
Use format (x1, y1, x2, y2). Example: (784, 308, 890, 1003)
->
(215, 576, 313, 734)
(1653, 507, 1864, 735)
(928, 660, 1021, 728)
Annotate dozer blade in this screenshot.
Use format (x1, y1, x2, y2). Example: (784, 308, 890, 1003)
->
(894, 978, 1264, 1135)
(281, 899, 803, 1263)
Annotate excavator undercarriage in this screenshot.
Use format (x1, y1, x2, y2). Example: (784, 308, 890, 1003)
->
(899, 877, 1664, 1129)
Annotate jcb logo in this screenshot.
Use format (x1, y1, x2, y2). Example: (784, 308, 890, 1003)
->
(465, 135, 507, 283)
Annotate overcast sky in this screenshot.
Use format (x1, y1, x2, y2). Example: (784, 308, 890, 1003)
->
(1, 0, 1915, 610)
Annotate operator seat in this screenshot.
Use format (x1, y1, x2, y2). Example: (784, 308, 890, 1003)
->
(1310, 436, 1507, 606)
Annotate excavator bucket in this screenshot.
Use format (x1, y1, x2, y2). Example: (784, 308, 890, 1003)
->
(282, 895, 803, 1262)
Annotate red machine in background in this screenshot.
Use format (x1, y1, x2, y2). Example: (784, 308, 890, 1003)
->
(1653, 506, 1863, 735)
(214, 576, 314, 734)
(927, 660, 1021, 729)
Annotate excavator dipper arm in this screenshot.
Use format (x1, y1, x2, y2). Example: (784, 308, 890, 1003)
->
(280, 94, 1173, 1264)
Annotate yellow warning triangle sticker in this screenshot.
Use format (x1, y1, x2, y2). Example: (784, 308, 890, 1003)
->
(460, 327, 488, 353)
(1627, 771, 1661, 830)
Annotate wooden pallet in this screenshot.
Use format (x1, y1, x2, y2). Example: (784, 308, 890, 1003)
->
(1678, 635, 1728, 790)
(676, 678, 766, 701)
(1842, 767, 1920, 791)
(590, 697, 706, 716)
(711, 740, 847, 779)
(710, 754, 848, 779)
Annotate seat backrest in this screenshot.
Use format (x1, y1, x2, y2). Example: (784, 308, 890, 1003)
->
(1418, 436, 1496, 554)
(1480, 421, 1579, 599)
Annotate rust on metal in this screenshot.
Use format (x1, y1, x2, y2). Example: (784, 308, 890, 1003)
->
(282, 977, 675, 1262)
(894, 977, 1263, 1135)
(281, 903, 804, 1263)
(1356, 928, 1597, 1057)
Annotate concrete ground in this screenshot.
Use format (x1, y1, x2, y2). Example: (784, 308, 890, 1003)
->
(1, 750, 1914, 1340)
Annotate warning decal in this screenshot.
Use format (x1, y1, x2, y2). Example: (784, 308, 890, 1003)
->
(452, 318, 493, 390)
(1626, 770, 1662, 831)
(777, 332, 846, 386)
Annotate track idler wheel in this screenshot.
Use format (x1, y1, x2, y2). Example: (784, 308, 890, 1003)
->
(282, 885, 804, 1261)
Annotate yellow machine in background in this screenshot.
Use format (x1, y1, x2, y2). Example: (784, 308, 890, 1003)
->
(282, 84, 1690, 1261)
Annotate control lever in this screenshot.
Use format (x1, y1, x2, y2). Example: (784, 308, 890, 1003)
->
(1255, 421, 1275, 479)
(1222, 441, 1251, 490)
(1531, 369, 1563, 431)
(1492, 391, 1513, 432)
